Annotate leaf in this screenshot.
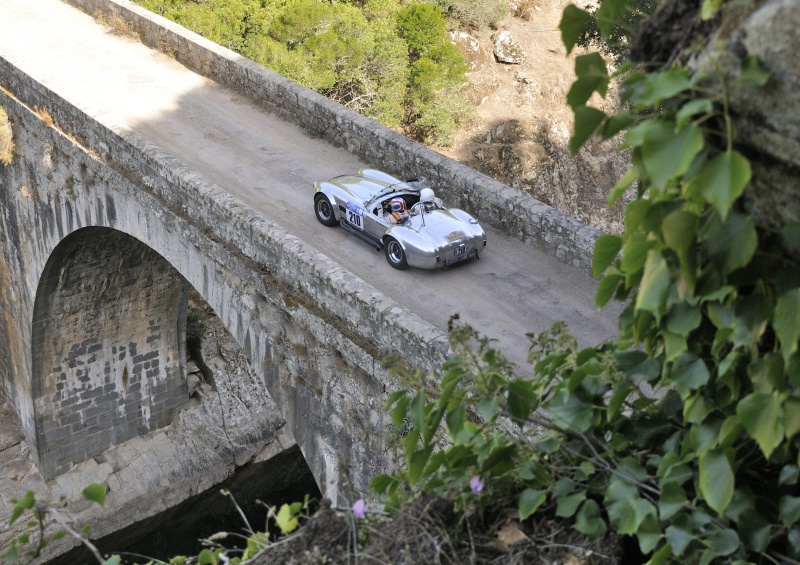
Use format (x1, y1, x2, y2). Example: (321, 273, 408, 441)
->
(699, 449, 735, 515)
(623, 199, 651, 233)
(640, 122, 704, 192)
(701, 0, 723, 19)
(556, 492, 585, 518)
(407, 445, 433, 485)
(519, 488, 547, 520)
(593, 234, 622, 277)
(739, 54, 771, 87)
(370, 474, 395, 494)
(782, 223, 800, 253)
(103, 557, 122, 565)
(548, 388, 595, 432)
(637, 513, 663, 554)
(607, 496, 656, 535)
(676, 98, 714, 127)
(774, 288, 800, 363)
(637, 67, 693, 108)
(390, 395, 409, 429)
(507, 379, 536, 424)
(705, 213, 758, 275)
(780, 465, 800, 486)
(635, 251, 671, 320)
(599, 112, 633, 140)
(409, 392, 425, 431)
(737, 392, 785, 459)
(574, 499, 607, 538)
(695, 151, 751, 220)
(82, 484, 107, 508)
(785, 398, 800, 439)
(570, 106, 605, 155)
(607, 167, 637, 205)
(707, 527, 740, 556)
(658, 481, 688, 521)
(666, 303, 702, 337)
(595, 0, 627, 36)
(567, 53, 609, 109)
(480, 443, 517, 474)
(671, 354, 710, 396)
(596, 274, 621, 307)
(275, 503, 299, 534)
(665, 523, 693, 557)
(779, 496, 800, 527)
(477, 396, 501, 421)
(559, 5, 591, 54)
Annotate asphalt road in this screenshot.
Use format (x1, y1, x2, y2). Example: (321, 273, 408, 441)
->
(0, 0, 621, 372)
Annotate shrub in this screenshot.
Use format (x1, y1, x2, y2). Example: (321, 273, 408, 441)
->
(431, 0, 508, 29)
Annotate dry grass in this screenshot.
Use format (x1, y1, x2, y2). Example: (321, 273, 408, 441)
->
(512, 0, 536, 21)
(94, 10, 136, 37)
(0, 106, 14, 165)
(35, 106, 54, 127)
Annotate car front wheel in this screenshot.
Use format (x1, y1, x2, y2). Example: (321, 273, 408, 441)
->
(384, 237, 408, 270)
(314, 194, 338, 227)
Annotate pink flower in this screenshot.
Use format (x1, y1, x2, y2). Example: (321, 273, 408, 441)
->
(470, 476, 484, 494)
(352, 498, 368, 519)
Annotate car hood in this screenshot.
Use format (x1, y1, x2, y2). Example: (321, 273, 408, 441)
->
(407, 210, 472, 243)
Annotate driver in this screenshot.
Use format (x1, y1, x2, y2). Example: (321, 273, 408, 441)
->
(387, 197, 408, 224)
(415, 188, 443, 214)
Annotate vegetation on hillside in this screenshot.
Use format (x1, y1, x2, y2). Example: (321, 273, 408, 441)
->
(134, 0, 473, 145)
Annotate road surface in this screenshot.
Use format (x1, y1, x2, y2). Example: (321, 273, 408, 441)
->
(0, 0, 621, 372)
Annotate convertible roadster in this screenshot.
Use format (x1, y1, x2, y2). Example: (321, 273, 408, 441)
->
(313, 169, 486, 270)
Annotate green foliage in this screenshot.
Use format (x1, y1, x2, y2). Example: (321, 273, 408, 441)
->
(135, 0, 281, 53)
(567, 0, 658, 62)
(374, 1, 800, 563)
(2, 487, 313, 564)
(429, 0, 508, 29)
(186, 308, 208, 350)
(133, 0, 469, 145)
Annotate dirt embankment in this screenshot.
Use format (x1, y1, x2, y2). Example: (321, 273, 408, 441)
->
(444, 0, 630, 234)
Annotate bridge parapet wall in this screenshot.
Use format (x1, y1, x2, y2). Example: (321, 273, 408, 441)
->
(63, 0, 601, 273)
(0, 55, 447, 496)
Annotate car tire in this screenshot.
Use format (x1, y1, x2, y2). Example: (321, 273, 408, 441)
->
(314, 194, 338, 227)
(384, 237, 408, 270)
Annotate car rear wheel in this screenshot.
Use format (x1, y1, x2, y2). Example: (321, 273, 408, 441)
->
(314, 194, 338, 227)
(384, 237, 408, 270)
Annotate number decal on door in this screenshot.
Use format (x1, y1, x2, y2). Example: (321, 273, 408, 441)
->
(346, 202, 365, 230)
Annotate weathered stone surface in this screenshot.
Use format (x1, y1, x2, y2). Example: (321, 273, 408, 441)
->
(0, 305, 290, 561)
(492, 30, 526, 64)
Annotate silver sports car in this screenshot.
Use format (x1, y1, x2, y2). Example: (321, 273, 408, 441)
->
(313, 169, 486, 270)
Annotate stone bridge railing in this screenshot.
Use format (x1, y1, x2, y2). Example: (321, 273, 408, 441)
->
(0, 54, 447, 496)
(64, 0, 601, 273)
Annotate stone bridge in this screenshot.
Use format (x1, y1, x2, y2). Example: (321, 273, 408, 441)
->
(0, 0, 616, 552)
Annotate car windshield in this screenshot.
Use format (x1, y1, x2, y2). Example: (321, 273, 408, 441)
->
(366, 184, 414, 208)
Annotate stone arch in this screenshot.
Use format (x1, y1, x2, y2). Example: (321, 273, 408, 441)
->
(31, 227, 189, 479)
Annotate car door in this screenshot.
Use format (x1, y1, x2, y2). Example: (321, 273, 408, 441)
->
(344, 201, 368, 232)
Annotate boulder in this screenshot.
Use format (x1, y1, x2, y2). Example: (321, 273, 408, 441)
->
(492, 30, 525, 64)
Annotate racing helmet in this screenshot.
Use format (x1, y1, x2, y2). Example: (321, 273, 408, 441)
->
(390, 198, 406, 212)
(420, 188, 435, 203)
